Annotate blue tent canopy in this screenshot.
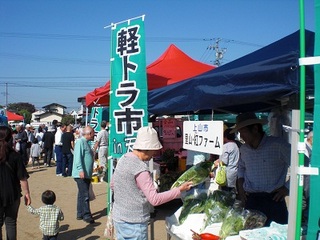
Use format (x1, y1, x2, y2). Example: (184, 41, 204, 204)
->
(148, 30, 315, 115)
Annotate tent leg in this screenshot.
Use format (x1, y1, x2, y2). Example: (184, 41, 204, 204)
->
(287, 109, 300, 239)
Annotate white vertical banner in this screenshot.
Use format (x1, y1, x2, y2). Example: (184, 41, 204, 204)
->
(183, 120, 224, 155)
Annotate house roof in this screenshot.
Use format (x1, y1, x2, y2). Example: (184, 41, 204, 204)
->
(36, 111, 64, 117)
(42, 103, 67, 109)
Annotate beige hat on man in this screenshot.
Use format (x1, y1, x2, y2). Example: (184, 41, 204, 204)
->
(230, 112, 268, 133)
(133, 126, 163, 150)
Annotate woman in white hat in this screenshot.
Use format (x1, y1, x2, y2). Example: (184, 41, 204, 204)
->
(112, 126, 193, 240)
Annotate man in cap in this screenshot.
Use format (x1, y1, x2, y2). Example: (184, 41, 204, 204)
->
(232, 112, 291, 226)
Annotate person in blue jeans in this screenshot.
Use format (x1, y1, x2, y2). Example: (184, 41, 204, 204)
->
(61, 125, 74, 177)
(72, 126, 95, 224)
(54, 124, 66, 176)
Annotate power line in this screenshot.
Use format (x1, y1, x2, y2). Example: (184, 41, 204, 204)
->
(0, 52, 108, 65)
(0, 31, 264, 46)
(203, 37, 264, 48)
(0, 76, 107, 79)
(0, 82, 107, 90)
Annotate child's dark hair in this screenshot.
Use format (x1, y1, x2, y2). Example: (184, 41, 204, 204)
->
(33, 138, 38, 144)
(42, 190, 56, 205)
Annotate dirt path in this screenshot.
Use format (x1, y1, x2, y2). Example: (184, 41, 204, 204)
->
(12, 162, 176, 240)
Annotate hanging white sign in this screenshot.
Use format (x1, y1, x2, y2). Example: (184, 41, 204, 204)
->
(183, 121, 224, 155)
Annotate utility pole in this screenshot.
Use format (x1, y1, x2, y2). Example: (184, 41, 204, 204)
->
(204, 38, 227, 66)
(213, 38, 227, 66)
(5, 82, 8, 109)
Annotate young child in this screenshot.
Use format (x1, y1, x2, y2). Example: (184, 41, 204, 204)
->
(30, 138, 42, 169)
(26, 190, 64, 240)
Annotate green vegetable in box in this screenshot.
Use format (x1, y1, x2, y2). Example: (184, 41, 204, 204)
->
(203, 190, 235, 228)
(219, 208, 245, 239)
(207, 190, 236, 206)
(171, 161, 213, 189)
(179, 192, 207, 224)
(204, 202, 231, 227)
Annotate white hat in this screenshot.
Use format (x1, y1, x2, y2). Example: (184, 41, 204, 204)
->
(19, 122, 24, 126)
(133, 126, 162, 150)
(25, 124, 31, 128)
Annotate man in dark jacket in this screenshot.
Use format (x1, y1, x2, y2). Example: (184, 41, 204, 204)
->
(42, 126, 55, 167)
(15, 124, 28, 165)
(61, 125, 75, 176)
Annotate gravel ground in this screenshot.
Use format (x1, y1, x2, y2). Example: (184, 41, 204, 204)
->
(5, 161, 179, 240)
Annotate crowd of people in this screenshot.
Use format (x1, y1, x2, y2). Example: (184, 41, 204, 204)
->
(11, 122, 84, 176)
(0, 111, 315, 239)
(0, 120, 104, 240)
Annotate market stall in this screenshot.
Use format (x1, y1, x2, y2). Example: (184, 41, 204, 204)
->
(165, 188, 292, 240)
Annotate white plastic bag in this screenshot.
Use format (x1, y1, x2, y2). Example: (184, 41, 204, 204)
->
(15, 142, 20, 151)
(104, 207, 116, 239)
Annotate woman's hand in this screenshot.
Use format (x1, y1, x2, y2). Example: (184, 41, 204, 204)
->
(214, 159, 220, 168)
(178, 181, 193, 192)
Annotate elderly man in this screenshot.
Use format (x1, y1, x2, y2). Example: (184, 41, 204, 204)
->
(72, 126, 95, 224)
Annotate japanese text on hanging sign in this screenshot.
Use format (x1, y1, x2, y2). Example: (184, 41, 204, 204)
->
(109, 17, 148, 157)
(114, 24, 144, 137)
(183, 121, 223, 155)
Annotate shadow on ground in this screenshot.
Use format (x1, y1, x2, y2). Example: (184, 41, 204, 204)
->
(92, 207, 107, 220)
(59, 222, 102, 240)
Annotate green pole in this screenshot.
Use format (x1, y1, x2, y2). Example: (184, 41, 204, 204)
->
(296, 0, 306, 239)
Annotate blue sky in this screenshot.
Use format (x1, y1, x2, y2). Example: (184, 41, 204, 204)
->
(0, 0, 316, 111)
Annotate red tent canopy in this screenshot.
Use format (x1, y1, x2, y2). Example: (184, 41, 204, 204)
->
(6, 110, 24, 121)
(85, 44, 215, 107)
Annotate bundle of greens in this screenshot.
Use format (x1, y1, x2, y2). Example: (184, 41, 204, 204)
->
(179, 192, 207, 224)
(207, 190, 235, 206)
(204, 202, 231, 227)
(203, 190, 235, 228)
(219, 208, 245, 239)
(171, 161, 213, 189)
(219, 207, 267, 239)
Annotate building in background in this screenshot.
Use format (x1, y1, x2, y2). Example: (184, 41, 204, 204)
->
(31, 103, 66, 127)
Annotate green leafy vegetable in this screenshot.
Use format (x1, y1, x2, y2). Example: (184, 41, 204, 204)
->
(179, 192, 207, 224)
(219, 208, 245, 239)
(171, 161, 213, 189)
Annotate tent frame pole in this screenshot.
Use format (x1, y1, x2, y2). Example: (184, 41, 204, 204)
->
(295, 0, 306, 239)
